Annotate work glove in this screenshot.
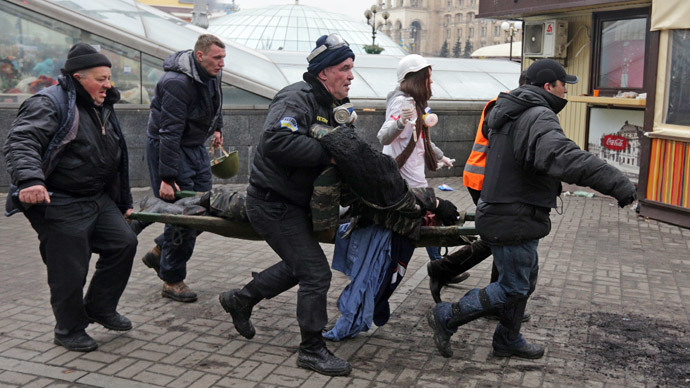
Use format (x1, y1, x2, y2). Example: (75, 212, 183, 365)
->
(437, 156, 455, 169)
(434, 198, 459, 226)
(618, 190, 637, 208)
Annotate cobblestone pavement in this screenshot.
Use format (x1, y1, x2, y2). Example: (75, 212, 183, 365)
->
(1, 178, 689, 388)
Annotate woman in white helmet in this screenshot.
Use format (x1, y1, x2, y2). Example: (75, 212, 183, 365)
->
(377, 54, 460, 265)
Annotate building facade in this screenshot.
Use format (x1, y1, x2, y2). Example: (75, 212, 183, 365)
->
(376, 0, 521, 57)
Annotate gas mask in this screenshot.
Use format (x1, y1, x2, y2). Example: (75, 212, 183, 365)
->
(333, 102, 357, 126)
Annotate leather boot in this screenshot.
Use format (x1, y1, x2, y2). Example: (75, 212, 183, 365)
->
(428, 264, 470, 303)
(297, 331, 351, 376)
(141, 245, 161, 274)
(87, 311, 133, 331)
(219, 288, 261, 339)
(162, 281, 197, 303)
(54, 330, 98, 352)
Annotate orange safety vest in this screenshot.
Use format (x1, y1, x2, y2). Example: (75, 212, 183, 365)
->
(462, 98, 497, 191)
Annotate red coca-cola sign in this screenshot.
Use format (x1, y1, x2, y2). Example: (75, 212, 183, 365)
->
(601, 135, 628, 151)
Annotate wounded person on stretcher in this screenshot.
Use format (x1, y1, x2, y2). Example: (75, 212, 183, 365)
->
(132, 124, 461, 341)
(133, 123, 460, 239)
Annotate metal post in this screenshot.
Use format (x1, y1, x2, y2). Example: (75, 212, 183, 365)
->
(509, 27, 513, 62)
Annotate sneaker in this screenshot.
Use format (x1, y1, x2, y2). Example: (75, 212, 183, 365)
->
(54, 330, 98, 352)
(162, 281, 197, 303)
(219, 290, 255, 339)
(297, 346, 352, 376)
(493, 342, 545, 359)
(141, 245, 161, 274)
(426, 307, 453, 358)
(87, 312, 132, 331)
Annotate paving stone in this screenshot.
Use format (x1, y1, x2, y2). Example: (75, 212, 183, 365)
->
(0, 181, 688, 387)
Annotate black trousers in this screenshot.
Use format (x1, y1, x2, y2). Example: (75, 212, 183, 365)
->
(24, 193, 137, 336)
(244, 194, 331, 349)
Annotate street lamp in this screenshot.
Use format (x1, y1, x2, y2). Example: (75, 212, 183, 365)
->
(501, 20, 522, 62)
(364, 5, 390, 47)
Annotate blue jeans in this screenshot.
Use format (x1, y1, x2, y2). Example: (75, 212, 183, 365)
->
(146, 138, 212, 283)
(436, 240, 539, 347)
(426, 246, 443, 261)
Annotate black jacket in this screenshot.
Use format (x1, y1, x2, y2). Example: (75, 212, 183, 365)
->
(147, 50, 223, 182)
(249, 72, 343, 208)
(4, 75, 132, 215)
(476, 85, 635, 244)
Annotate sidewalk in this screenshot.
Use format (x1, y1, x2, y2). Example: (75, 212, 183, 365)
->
(0, 178, 688, 387)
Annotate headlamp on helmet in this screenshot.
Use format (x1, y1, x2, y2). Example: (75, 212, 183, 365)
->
(307, 34, 349, 63)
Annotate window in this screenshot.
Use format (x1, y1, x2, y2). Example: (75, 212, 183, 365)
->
(0, 1, 268, 107)
(456, 13, 462, 24)
(444, 14, 451, 26)
(666, 29, 690, 126)
(592, 8, 648, 92)
(457, 28, 462, 39)
(466, 12, 474, 23)
(0, 1, 142, 104)
(481, 26, 486, 37)
(494, 25, 500, 36)
(469, 27, 474, 38)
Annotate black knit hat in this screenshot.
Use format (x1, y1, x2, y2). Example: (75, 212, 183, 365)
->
(525, 59, 578, 86)
(307, 34, 355, 75)
(64, 43, 111, 73)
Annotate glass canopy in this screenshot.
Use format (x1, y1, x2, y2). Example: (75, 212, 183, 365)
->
(8, 0, 520, 103)
(209, 4, 406, 56)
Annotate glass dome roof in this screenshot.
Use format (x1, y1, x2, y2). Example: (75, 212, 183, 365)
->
(208, 4, 406, 55)
(14, 0, 519, 104)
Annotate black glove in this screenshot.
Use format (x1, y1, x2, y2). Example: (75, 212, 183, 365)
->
(434, 198, 459, 226)
(618, 190, 637, 208)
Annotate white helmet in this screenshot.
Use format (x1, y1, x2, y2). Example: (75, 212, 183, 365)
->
(396, 54, 431, 83)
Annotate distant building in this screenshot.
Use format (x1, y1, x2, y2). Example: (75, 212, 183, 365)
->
(376, 0, 521, 57)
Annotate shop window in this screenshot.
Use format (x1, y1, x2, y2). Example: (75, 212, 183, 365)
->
(592, 8, 649, 93)
(666, 29, 690, 126)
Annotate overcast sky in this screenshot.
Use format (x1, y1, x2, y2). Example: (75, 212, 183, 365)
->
(233, 0, 379, 23)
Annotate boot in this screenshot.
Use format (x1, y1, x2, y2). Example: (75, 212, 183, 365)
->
(162, 281, 197, 303)
(54, 330, 98, 352)
(492, 298, 543, 359)
(428, 288, 499, 357)
(297, 331, 351, 376)
(428, 265, 470, 303)
(219, 288, 261, 339)
(141, 245, 161, 274)
(87, 311, 132, 331)
(493, 340, 544, 359)
(427, 239, 492, 279)
(426, 305, 456, 358)
(427, 240, 492, 303)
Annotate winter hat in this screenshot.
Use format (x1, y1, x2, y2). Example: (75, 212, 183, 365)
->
(64, 43, 111, 73)
(307, 34, 355, 75)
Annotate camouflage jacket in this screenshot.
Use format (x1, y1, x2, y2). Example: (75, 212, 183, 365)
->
(309, 123, 436, 240)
